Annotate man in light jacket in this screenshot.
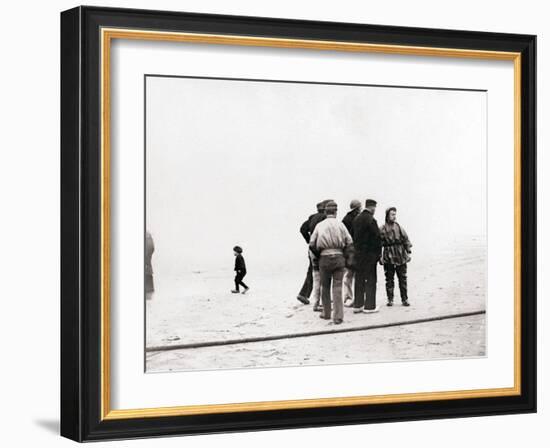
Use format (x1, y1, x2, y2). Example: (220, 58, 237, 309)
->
(309, 201, 353, 324)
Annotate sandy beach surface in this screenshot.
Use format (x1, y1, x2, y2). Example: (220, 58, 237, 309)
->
(146, 236, 486, 372)
(147, 314, 485, 372)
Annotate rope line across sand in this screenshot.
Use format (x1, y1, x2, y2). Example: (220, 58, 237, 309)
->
(146, 309, 485, 353)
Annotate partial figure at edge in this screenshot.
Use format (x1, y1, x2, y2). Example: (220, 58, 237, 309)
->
(145, 230, 155, 301)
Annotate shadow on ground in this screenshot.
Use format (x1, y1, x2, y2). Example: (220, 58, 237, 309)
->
(34, 419, 59, 435)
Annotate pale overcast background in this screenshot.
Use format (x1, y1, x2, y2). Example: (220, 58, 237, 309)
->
(146, 76, 486, 277)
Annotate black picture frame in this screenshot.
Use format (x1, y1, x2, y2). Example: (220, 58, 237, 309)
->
(61, 5, 536, 442)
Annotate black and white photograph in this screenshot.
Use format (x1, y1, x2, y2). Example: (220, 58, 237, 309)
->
(0, 0, 543, 443)
(144, 75, 487, 372)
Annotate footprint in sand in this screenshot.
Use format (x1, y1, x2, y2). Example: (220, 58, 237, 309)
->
(164, 336, 180, 342)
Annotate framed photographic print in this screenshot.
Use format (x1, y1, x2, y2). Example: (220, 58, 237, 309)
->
(60, 6, 536, 442)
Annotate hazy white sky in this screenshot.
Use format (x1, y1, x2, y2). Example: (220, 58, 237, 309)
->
(146, 76, 486, 276)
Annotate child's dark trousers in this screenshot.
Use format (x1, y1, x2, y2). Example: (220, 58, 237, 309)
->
(234, 270, 248, 291)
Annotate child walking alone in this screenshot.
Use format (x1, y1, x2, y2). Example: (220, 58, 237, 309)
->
(231, 246, 250, 294)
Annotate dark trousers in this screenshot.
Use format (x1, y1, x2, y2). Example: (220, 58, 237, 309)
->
(234, 271, 248, 291)
(319, 254, 345, 321)
(384, 263, 408, 302)
(354, 253, 378, 310)
(297, 257, 313, 299)
(145, 273, 154, 293)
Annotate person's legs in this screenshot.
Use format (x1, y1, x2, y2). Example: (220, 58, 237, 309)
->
(384, 263, 396, 305)
(396, 263, 408, 303)
(332, 263, 345, 322)
(353, 261, 366, 311)
(319, 256, 333, 319)
(238, 272, 249, 291)
(297, 257, 313, 303)
(343, 268, 354, 304)
(145, 274, 154, 300)
(310, 250, 322, 310)
(233, 273, 242, 292)
(311, 268, 322, 310)
(364, 258, 378, 311)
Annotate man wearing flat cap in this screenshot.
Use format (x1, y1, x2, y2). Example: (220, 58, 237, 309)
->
(352, 199, 382, 313)
(342, 199, 362, 306)
(309, 201, 353, 324)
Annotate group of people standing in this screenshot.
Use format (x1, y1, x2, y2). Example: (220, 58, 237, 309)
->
(146, 199, 410, 321)
(296, 199, 412, 324)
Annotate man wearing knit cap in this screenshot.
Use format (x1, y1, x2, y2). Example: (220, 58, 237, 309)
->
(309, 201, 353, 324)
(352, 199, 382, 313)
(342, 199, 362, 306)
(296, 200, 329, 305)
(380, 207, 412, 306)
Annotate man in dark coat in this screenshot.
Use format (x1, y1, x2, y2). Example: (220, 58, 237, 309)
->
(296, 201, 329, 304)
(353, 199, 382, 313)
(342, 199, 362, 306)
(299, 203, 328, 245)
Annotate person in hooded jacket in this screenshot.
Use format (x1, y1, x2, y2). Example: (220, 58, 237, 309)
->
(380, 207, 412, 306)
